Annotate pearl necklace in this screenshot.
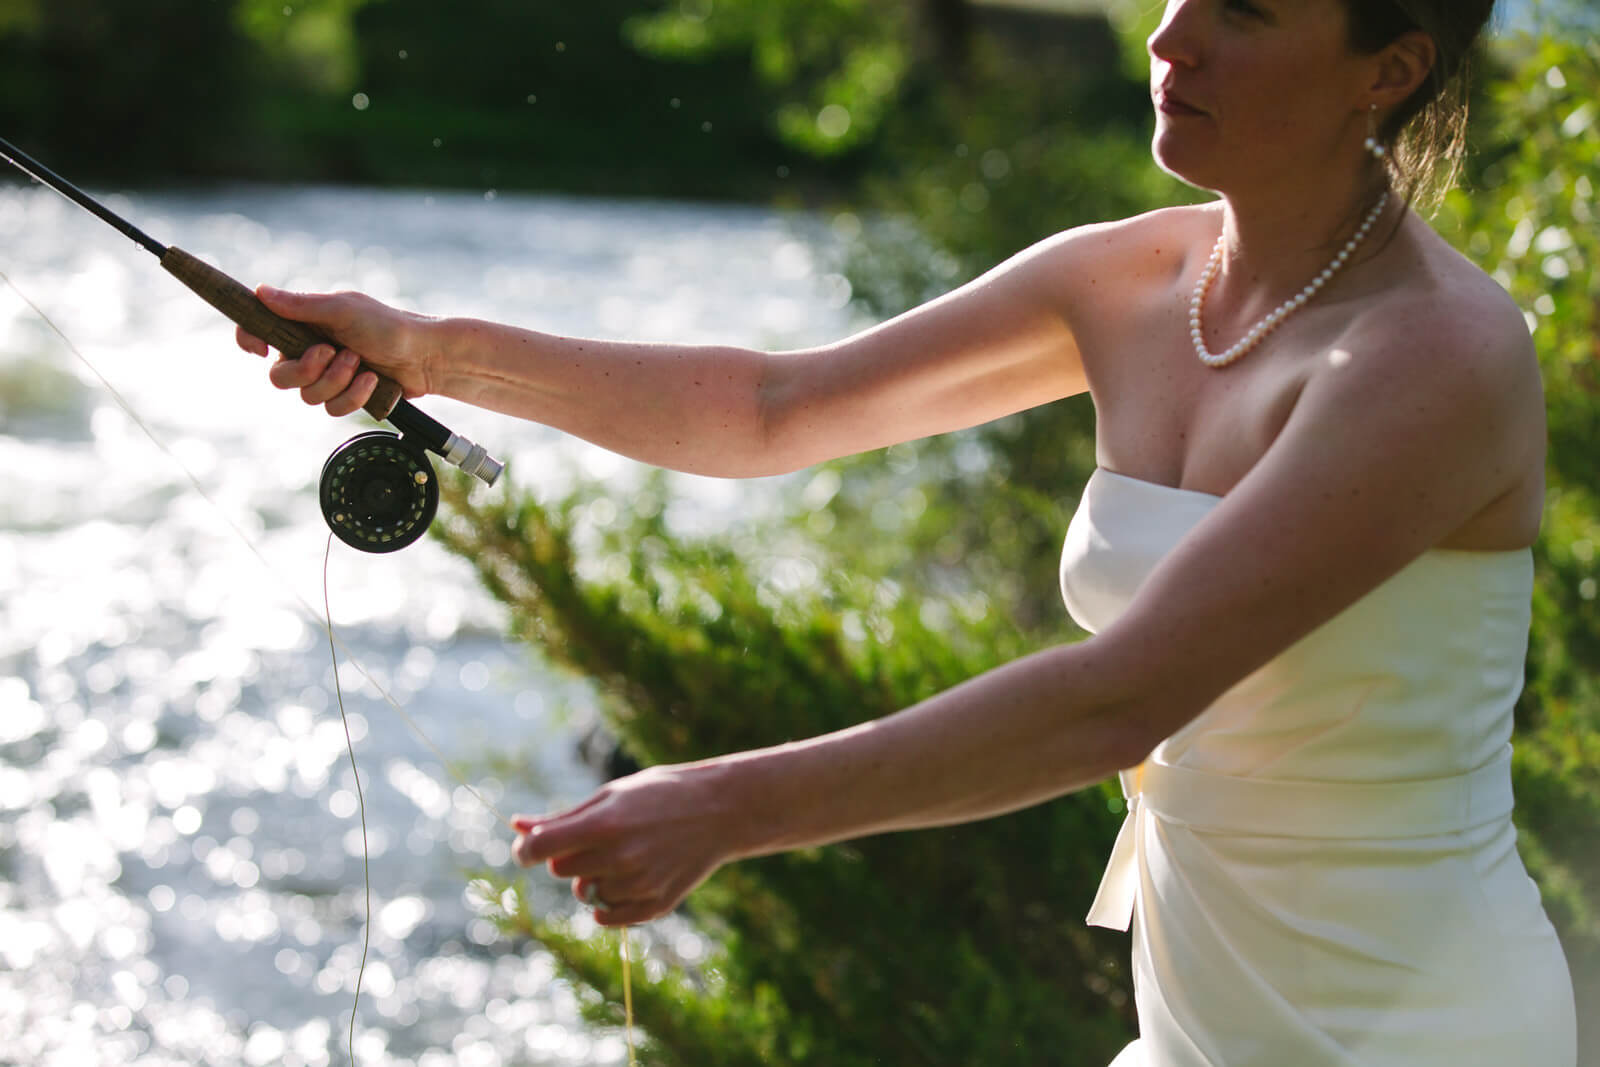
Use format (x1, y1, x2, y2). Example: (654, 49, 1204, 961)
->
(1190, 191, 1389, 368)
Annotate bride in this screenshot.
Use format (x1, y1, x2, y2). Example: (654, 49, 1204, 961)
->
(239, 1, 1576, 1061)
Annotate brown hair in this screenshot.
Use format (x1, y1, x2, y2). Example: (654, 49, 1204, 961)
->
(1342, 0, 1498, 212)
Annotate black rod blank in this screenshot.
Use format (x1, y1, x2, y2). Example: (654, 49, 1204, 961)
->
(0, 136, 168, 256)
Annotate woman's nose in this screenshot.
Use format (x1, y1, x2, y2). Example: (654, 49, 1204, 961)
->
(1147, 0, 1200, 67)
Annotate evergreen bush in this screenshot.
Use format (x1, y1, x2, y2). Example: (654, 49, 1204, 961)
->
(439, 471, 1134, 1065)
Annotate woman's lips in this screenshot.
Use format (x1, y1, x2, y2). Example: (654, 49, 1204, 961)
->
(1157, 90, 1207, 117)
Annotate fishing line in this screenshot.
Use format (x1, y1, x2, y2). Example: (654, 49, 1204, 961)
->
(2, 265, 640, 1058)
(0, 264, 509, 825)
(4, 153, 647, 1058)
(324, 533, 372, 1066)
(622, 931, 637, 1066)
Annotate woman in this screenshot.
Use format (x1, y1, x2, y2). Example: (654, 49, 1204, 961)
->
(240, 0, 1577, 1061)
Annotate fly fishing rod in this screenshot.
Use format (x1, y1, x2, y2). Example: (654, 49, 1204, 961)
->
(0, 134, 504, 553)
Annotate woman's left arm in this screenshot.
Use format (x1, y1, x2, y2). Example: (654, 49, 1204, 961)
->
(513, 293, 1546, 926)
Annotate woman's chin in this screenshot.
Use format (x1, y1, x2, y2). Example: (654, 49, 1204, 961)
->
(1150, 142, 1220, 194)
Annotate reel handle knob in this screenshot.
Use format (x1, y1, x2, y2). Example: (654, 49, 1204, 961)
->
(160, 246, 405, 419)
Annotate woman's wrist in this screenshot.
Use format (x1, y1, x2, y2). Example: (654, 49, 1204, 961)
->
(417, 314, 480, 400)
(694, 747, 798, 862)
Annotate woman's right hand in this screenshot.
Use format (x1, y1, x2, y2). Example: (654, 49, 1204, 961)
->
(235, 286, 443, 417)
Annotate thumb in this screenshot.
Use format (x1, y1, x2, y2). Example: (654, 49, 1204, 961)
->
(510, 795, 608, 861)
(255, 284, 343, 329)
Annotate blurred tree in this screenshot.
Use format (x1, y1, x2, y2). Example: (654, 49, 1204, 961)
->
(233, 0, 377, 95)
(0, 0, 258, 180)
(0, 0, 39, 34)
(625, 0, 916, 159)
(328, 0, 809, 196)
(442, 470, 1137, 1066)
(0, 0, 846, 196)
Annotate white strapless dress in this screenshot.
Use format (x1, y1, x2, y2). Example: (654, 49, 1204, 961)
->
(1060, 468, 1576, 1066)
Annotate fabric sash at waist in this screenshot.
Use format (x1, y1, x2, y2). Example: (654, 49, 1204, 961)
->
(1085, 744, 1516, 932)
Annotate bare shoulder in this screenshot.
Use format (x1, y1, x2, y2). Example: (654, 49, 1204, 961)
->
(1041, 202, 1219, 272)
(1329, 227, 1540, 406)
(1293, 221, 1545, 544)
(1022, 203, 1220, 323)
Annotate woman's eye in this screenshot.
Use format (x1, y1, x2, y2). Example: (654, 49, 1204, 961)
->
(1224, 0, 1267, 18)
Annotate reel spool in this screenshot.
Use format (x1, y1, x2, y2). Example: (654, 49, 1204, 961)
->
(319, 431, 439, 553)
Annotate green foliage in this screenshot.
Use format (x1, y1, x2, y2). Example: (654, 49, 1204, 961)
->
(626, 0, 914, 157)
(233, 0, 376, 95)
(468, 877, 789, 1067)
(1437, 30, 1600, 1050)
(436, 471, 1135, 1065)
(0, 0, 40, 34)
(0, 0, 259, 180)
(324, 0, 798, 196)
(0, 0, 840, 198)
(0, 0, 1161, 202)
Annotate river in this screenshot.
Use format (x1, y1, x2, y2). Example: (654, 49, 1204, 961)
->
(0, 182, 867, 1066)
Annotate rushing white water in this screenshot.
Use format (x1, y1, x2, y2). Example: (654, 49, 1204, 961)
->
(0, 181, 865, 1066)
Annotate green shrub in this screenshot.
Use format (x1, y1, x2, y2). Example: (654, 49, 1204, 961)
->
(439, 471, 1134, 1066)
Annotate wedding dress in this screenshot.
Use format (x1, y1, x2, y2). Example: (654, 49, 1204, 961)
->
(1060, 467, 1576, 1066)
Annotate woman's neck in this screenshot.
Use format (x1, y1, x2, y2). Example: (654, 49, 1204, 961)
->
(1208, 171, 1398, 317)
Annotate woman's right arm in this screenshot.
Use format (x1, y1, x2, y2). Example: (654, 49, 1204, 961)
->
(242, 222, 1119, 477)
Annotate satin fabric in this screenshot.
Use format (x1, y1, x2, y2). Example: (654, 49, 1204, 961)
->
(1060, 468, 1576, 1066)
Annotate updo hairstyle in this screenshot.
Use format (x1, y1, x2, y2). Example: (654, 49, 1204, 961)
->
(1342, 0, 1499, 211)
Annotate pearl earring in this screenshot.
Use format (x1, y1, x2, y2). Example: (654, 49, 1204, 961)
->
(1363, 105, 1388, 161)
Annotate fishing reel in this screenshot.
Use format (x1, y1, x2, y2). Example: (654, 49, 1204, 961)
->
(320, 431, 439, 553)
(0, 133, 506, 555)
(318, 411, 502, 553)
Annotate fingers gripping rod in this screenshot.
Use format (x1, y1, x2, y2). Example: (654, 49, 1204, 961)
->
(0, 135, 502, 486)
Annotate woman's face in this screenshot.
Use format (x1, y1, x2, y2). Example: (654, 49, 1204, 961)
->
(1147, 0, 1376, 196)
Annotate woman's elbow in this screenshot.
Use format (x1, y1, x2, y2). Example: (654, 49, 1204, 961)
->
(1061, 640, 1217, 772)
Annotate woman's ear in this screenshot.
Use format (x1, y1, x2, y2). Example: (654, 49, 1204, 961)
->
(1370, 29, 1437, 111)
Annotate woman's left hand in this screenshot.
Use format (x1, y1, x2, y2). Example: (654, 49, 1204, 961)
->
(511, 763, 740, 926)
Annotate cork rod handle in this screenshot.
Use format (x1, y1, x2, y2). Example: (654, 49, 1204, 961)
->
(159, 246, 404, 419)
